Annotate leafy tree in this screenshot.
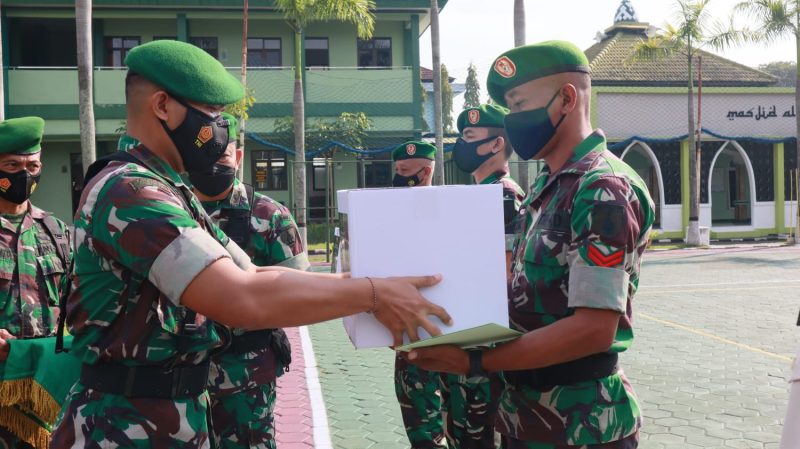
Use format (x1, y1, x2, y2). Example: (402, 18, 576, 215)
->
(463, 63, 481, 109)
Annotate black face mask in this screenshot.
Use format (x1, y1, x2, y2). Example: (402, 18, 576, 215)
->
(160, 97, 230, 173)
(0, 169, 40, 205)
(453, 135, 499, 173)
(503, 90, 566, 161)
(392, 168, 426, 187)
(188, 163, 236, 197)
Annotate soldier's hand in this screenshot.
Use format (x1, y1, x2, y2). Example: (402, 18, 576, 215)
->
(0, 329, 16, 362)
(372, 275, 451, 346)
(406, 345, 469, 375)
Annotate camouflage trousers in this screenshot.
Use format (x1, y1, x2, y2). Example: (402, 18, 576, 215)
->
(50, 382, 212, 448)
(502, 431, 639, 449)
(0, 425, 35, 449)
(208, 383, 276, 449)
(439, 372, 502, 449)
(394, 355, 447, 449)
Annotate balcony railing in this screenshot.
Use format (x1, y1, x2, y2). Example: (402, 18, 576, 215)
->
(8, 66, 414, 107)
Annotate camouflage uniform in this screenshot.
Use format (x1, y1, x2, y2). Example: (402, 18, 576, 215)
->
(395, 357, 447, 449)
(498, 131, 654, 449)
(0, 205, 71, 449)
(203, 179, 309, 449)
(439, 170, 524, 449)
(51, 146, 253, 449)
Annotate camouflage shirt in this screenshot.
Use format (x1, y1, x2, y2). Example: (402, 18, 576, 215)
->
(498, 131, 655, 445)
(52, 146, 254, 448)
(0, 204, 71, 338)
(480, 170, 526, 250)
(203, 179, 309, 396)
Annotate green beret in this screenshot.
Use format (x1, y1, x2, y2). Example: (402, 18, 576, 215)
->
(0, 117, 45, 155)
(392, 141, 436, 162)
(221, 112, 239, 142)
(125, 40, 244, 105)
(487, 40, 590, 107)
(457, 104, 509, 133)
(117, 134, 140, 151)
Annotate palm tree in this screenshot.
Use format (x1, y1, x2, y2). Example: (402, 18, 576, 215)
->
(734, 0, 799, 240)
(629, 0, 749, 245)
(0, 0, 4, 121)
(430, 0, 444, 185)
(275, 0, 375, 244)
(76, 0, 96, 173)
(513, 0, 527, 190)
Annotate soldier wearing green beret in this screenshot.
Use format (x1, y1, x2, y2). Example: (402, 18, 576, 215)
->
(407, 40, 655, 449)
(190, 112, 309, 449)
(390, 140, 447, 449)
(51, 39, 451, 449)
(392, 140, 437, 187)
(431, 104, 526, 449)
(0, 117, 72, 449)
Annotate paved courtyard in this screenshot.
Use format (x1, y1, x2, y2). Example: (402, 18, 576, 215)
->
(277, 244, 800, 448)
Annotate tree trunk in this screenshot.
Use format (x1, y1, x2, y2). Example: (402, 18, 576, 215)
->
(76, 0, 96, 174)
(238, 0, 248, 182)
(794, 24, 800, 242)
(513, 0, 528, 190)
(686, 47, 701, 246)
(0, 0, 5, 122)
(430, 0, 444, 185)
(292, 29, 307, 246)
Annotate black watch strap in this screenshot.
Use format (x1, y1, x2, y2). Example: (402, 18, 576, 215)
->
(468, 349, 488, 378)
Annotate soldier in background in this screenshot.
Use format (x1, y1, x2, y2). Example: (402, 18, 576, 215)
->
(0, 117, 72, 449)
(190, 112, 309, 448)
(391, 141, 447, 449)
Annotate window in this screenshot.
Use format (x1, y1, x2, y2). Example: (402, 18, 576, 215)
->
(105, 37, 140, 67)
(357, 38, 392, 68)
(364, 160, 392, 187)
(190, 37, 219, 59)
(312, 158, 328, 191)
(248, 38, 282, 67)
(252, 150, 288, 191)
(305, 38, 329, 68)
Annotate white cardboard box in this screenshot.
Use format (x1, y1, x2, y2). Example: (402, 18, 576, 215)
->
(337, 184, 510, 348)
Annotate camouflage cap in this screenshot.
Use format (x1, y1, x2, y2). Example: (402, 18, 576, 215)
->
(125, 40, 245, 105)
(392, 141, 436, 162)
(0, 117, 45, 155)
(457, 104, 509, 133)
(487, 40, 590, 107)
(221, 112, 239, 142)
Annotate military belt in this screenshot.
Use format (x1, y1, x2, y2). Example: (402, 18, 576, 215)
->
(79, 362, 210, 398)
(503, 352, 618, 390)
(228, 329, 274, 354)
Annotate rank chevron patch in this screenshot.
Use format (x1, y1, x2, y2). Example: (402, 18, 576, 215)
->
(587, 244, 624, 267)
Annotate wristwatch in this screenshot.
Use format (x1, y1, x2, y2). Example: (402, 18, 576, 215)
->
(467, 349, 488, 378)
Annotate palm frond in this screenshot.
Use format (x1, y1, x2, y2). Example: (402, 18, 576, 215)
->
(307, 0, 376, 39)
(734, 0, 796, 41)
(704, 16, 756, 50)
(625, 34, 684, 67)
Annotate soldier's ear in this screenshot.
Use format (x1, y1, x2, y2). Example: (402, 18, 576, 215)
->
(491, 136, 505, 154)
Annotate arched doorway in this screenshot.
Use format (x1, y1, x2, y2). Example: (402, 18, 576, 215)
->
(622, 141, 663, 227)
(708, 142, 753, 226)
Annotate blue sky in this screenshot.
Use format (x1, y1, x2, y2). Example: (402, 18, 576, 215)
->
(420, 0, 797, 85)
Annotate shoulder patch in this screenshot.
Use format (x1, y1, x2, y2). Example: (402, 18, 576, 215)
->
(128, 178, 168, 194)
(590, 203, 626, 239)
